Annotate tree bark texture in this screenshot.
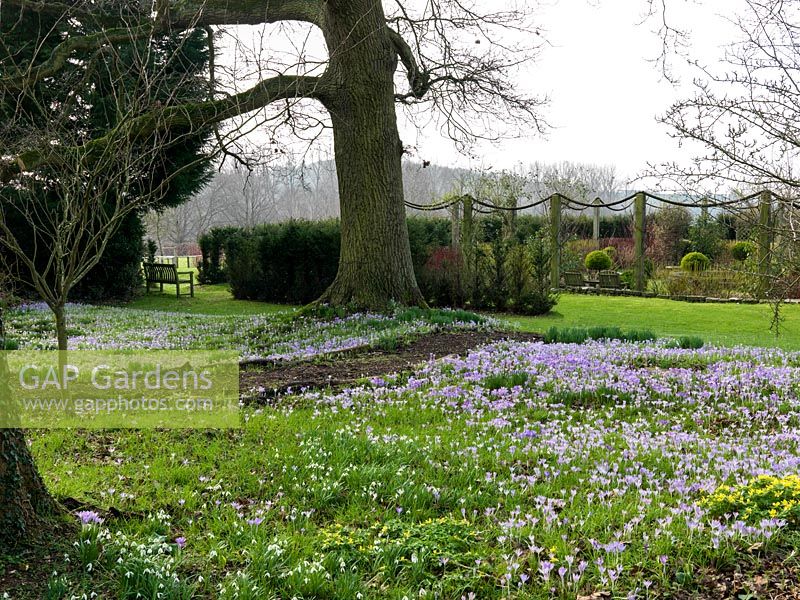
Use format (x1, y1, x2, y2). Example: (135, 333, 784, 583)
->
(317, 0, 425, 308)
(0, 429, 56, 551)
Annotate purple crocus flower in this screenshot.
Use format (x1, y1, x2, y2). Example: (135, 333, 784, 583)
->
(77, 510, 103, 525)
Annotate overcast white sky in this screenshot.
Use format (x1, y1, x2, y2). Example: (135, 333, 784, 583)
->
(223, 1, 748, 182)
(396, 0, 745, 180)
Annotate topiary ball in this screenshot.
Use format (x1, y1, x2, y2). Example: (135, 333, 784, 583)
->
(585, 250, 613, 271)
(731, 241, 755, 262)
(602, 246, 617, 261)
(680, 251, 710, 272)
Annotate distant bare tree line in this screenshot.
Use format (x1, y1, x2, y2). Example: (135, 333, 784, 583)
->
(146, 159, 341, 249)
(147, 159, 628, 249)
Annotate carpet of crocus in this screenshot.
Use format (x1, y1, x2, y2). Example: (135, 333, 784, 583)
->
(6, 302, 489, 359)
(25, 333, 800, 598)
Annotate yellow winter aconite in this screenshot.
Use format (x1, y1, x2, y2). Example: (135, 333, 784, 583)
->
(318, 516, 480, 559)
(702, 475, 800, 526)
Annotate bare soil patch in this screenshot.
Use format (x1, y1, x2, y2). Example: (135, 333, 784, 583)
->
(0, 520, 75, 599)
(240, 330, 540, 399)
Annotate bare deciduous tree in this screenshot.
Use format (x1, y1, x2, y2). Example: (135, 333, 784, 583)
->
(2, 0, 546, 308)
(0, 7, 216, 546)
(1, 18, 214, 350)
(655, 0, 800, 311)
(529, 162, 621, 210)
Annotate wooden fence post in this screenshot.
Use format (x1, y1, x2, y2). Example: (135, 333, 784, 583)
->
(450, 199, 461, 253)
(633, 192, 647, 292)
(593, 197, 601, 250)
(758, 190, 772, 297)
(461, 195, 475, 303)
(550, 194, 561, 288)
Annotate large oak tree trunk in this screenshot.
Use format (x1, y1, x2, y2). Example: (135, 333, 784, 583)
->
(318, 0, 425, 309)
(0, 429, 56, 550)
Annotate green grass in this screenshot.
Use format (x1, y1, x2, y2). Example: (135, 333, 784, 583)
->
(506, 293, 800, 349)
(128, 283, 292, 316)
(9, 289, 800, 597)
(127, 286, 800, 349)
(23, 339, 800, 599)
(542, 325, 658, 345)
(130, 286, 800, 349)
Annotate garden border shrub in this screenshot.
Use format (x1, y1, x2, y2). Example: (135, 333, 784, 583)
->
(584, 250, 613, 271)
(731, 240, 755, 262)
(680, 251, 710, 272)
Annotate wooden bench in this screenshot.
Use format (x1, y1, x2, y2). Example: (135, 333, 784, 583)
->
(563, 271, 589, 288)
(598, 270, 628, 290)
(143, 263, 194, 298)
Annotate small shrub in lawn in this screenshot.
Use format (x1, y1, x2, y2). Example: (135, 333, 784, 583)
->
(515, 290, 557, 315)
(680, 251, 710, 272)
(510, 234, 558, 316)
(620, 269, 635, 288)
(144, 238, 158, 264)
(585, 249, 613, 271)
(731, 240, 755, 262)
(702, 474, 800, 528)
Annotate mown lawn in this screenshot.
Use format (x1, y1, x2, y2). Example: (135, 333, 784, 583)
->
(129, 283, 291, 316)
(507, 293, 800, 349)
